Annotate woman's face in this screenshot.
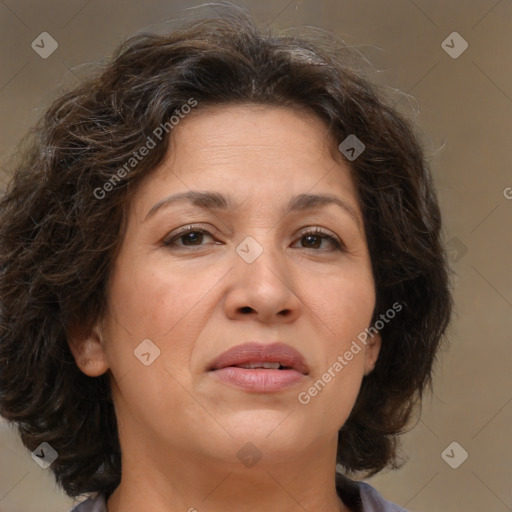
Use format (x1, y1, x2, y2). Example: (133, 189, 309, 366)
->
(73, 104, 380, 467)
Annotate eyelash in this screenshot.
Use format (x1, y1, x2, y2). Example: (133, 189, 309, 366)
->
(162, 224, 345, 251)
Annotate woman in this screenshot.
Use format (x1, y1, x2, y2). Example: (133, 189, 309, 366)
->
(0, 5, 452, 512)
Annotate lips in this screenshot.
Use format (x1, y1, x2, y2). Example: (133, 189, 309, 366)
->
(208, 342, 309, 375)
(207, 342, 309, 392)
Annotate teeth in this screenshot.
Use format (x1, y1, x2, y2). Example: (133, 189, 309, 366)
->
(236, 362, 281, 369)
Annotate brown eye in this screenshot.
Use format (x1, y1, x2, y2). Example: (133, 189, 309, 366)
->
(301, 233, 323, 249)
(163, 226, 217, 248)
(294, 228, 344, 251)
(178, 231, 206, 246)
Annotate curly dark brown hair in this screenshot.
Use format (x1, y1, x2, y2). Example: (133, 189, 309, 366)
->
(0, 3, 452, 506)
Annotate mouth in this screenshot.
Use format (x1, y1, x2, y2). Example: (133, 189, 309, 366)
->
(207, 342, 310, 374)
(207, 342, 309, 392)
(229, 362, 292, 370)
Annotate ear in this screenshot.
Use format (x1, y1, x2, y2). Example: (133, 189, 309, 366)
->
(363, 332, 381, 376)
(66, 320, 109, 377)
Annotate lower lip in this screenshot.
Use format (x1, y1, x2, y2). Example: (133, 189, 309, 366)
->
(209, 367, 306, 392)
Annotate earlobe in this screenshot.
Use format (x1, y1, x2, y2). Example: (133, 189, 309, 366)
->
(66, 321, 109, 377)
(363, 332, 382, 376)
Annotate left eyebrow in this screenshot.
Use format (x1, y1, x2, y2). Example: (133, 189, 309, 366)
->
(287, 193, 362, 232)
(144, 190, 362, 232)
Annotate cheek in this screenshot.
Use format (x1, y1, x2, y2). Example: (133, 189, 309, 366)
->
(103, 257, 204, 421)
(103, 251, 226, 380)
(106, 253, 202, 339)
(300, 268, 374, 411)
(110, 260, 170, 323)
(307, 269, 375, 342)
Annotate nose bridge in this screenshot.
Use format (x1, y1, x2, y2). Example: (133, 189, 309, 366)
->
(227, 231, 300, 320)
(235, 232, 283, 283)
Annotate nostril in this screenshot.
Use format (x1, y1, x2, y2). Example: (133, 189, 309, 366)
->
(239, 306, 253, 314)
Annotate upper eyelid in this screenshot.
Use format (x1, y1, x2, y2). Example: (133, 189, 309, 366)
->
(164, 225, 343, 247)
(166, 224, 338, 238)
(162, 224, 214, 243)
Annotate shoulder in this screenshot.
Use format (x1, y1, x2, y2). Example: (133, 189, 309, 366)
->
(357, 482, 408, 512)
(68, 493, 107, 512)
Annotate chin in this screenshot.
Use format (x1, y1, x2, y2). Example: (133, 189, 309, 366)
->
(225, 415, 308, 449)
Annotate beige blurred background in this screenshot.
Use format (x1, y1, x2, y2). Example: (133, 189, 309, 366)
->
(0, 1, 511, 511)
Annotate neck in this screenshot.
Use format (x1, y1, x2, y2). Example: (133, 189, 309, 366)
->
(106, 444, 352, 512)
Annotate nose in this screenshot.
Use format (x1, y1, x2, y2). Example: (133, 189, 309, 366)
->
(223, 240, 301, 324)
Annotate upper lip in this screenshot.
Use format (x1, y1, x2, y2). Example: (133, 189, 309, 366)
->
(208, 342, 310, 375)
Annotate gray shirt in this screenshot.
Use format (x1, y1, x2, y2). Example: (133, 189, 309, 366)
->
(69, 482, 407, 512)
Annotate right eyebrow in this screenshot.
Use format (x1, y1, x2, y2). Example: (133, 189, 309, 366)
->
(144, 191, 230, 222)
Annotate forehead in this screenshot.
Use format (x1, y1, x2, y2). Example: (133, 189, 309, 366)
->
(129, 103, 361, 218)
(167, 103, 340, 165)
